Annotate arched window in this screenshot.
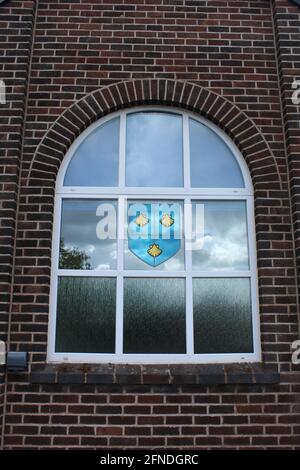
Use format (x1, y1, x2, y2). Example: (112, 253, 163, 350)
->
(48, 107, 261, 363)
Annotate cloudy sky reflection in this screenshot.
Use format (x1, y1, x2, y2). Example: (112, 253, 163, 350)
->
(192, 201, 249, 271)
(126, 112, 184, 187)
(59, 200, 249, 272)
(64, 118, 120, 187)
(60, 199, 117, 270)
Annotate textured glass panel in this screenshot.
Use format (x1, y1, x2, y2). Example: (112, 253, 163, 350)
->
(123, 278, 186, 353)
(125, 200, 184, 271)
(193, 278, 253, 353)
(59, 199, 117, 270)
(55, 277, 116, 353)
(192, 200, 249, 271)
(189, 119, 245, 188)
(126, 112, 183, 187)
(64, 118, 119, 186)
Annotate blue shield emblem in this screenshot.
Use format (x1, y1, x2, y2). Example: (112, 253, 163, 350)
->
(128, 202, 182, 267)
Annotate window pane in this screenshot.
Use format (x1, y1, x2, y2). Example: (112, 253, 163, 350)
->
(125, 200, 184, 271)
(126, 112, 183, 187)
(192, 200, 249, 271)
(193, 278, 253, 353)
(55, 277, 116, 353)
(123, 278, 186, 353)
(189, 119, 245, 188)
(64, 118, 119, 186)
(59, 199, 117, 270)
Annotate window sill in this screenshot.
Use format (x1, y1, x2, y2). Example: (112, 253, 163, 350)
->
(30, 363, 279, 385)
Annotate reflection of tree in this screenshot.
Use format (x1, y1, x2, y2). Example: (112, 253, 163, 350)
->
(59, 238, 91, 269)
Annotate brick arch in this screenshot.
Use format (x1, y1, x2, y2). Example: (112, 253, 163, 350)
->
(28, 79, 281, 190)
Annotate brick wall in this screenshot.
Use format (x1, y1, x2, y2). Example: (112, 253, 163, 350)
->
(0, 0, 36, 447)
(0, 0, 300, 449)
(272, 0, 300, 319)
(3, 381, 293, 449)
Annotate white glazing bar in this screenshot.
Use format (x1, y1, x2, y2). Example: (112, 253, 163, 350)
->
(56, 270, 118, 277)
(183, 113, 191, 190)
(119, 112, 126, 188)
(55, 269, 251, 278)
(115, 274, 124, 355)
(191, 271, 252, 278)
(184, 197, 194, 355)
(122, 271, 186, 277)
(115, 196, 125, 355)
(117, 196, 125, 272)
(56, 188, 252, 197)
(56, 270, 187, 277)
(48, 352, 259, 364)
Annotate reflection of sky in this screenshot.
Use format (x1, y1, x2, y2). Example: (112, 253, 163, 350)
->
(189, 119, 245, 188)
(192, 201, 249, 271)
(126, 201, 184, 270)
(126, 112, 184, 187)
(60, 199, 248, 272)
(64, 118, 119, 187)
(60, 199, 117, 270)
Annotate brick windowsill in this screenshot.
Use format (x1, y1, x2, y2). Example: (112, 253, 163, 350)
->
(29, 363, 279, 385)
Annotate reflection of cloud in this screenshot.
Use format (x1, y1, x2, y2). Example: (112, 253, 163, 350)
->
(193, 204, 249, 271)
(61, 199, 249, 272)
(164, 257, 184, 271)
(64, 118, 119, 187)
(190, 119, 244, 188)
(208, 237, 248, 267)
(61, 203, 118, 270)
(96, 263, 110, 270)
(126, 113, 183, 187)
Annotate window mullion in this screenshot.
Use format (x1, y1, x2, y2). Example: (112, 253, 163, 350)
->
(184, 196, 194, 355)
(183, 113, 191, 190)
(119, 112, 126, 188)
(116, 196, 126, 355)
(117, 196, 125, 272)
(115, 275, 124, 355)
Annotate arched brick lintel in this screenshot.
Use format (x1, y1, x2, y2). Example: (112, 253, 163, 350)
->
(28, 79, 282, 190)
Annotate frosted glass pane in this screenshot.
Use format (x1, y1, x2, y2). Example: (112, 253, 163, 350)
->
(123, 278, 186, 353)
(64, 118, 119, 186)
(59, 199, 117, 270)
(189, 119, 245, 188)
(193, 278, 253, 353)
(125, 200, 184, 271)
(192, 200, 249, 271)
(55, 277, 116, 353)
(126, 112, 183, 187)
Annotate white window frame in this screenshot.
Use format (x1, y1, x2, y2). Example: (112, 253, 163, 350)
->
(47, 106, 261, 364)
